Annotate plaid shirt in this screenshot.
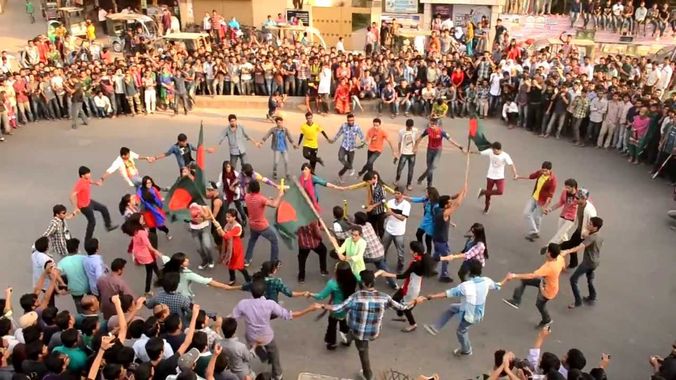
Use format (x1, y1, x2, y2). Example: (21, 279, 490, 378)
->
(463, 241, 486, 267)
(43, 216, 70, 256)
(145, 291, 191, 321)
(361, 222, 385, 260)
(334, 123, 364, 151)
(297, 220, 322, 249)
(477, 61, 492, 82)
(572, 96, 590, 119)
(332, 289, 408, 341)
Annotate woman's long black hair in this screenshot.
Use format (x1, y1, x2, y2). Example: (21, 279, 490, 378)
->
(140, 176, 161, 205)
(334, 261, 357, 298)
(470, 222, 488, 259)
(155, 252, 187, 287)
(121, 213, 144, 237)
(119, 193, 132, 215)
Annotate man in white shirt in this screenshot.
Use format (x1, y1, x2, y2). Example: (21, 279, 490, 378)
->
(99, 147, 154, 187)
(440, 17, 454, 31)
(477, 141, 519, 214)
(395, 119, 419, 190)
(382, 186, 411, 272)
(31, 237, 54, 290)
(335, 37, 345, 52)
(93, 91, 112, 118)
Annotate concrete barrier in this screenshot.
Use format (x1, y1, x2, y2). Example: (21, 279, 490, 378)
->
(194, 95, 383, 113)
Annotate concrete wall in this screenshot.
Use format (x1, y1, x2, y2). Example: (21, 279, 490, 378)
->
(191, 0, 255, 26)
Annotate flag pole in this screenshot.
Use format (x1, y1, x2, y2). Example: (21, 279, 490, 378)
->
(292, 176, 340, 251)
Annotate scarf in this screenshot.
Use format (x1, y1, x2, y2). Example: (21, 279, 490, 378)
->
(137, 187, 165, 226)
(401, 254, 423, 295)
(219, 221, 241, 265)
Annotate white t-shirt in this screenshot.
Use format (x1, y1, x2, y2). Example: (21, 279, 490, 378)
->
(489, 73, 501, 96)
(398, 127, 419, 155)
(385, 199, 411, 236)
(481, 149, 513, 180)
(31, 250, 53, 289)
(106, 152, 140, 186)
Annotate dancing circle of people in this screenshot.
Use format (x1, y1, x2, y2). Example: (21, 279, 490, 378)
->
(36, 111, 606, 380)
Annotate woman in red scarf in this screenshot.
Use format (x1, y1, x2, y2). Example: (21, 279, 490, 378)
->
(375, 241, 436, 332)
(213, 209, 250, 285)
(217, 160, 247, 225)
(334, 78, 351, 115)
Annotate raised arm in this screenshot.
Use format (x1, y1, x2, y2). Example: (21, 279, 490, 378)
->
(177, 303, 201, 355)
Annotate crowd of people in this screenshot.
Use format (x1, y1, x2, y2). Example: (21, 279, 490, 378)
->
(0, 8, 674, 188)
(0, 5, 675, 380)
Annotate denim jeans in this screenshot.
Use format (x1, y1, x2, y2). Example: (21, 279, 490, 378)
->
(359, 150, 381, 175)
(79, 199, 113, 243)
(338, 147, 355, 176)
(546, 112, 567, 137)
(229, 153, 247, 171)
(245, 227, 279, 264)
(523, 198, 544, 235)
(398, 99, 411, 114)
(518, 104, 528, 128)
(432, 303, 473, 354)
(272, 150, 289, 178)
(364, 257, 397, 289)
(433, 241, 450, 279)
(382, 232, 405, 264)
(70, 101, 88, 129)
(511, 278, 552, 324)
(570, 261, 597, 305)
(417, 149, 442, 186)
(190, 226, 214, 266)
(395, 154, 416, 186)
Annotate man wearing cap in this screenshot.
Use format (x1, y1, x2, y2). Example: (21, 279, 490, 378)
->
(559, 189, 597, 269)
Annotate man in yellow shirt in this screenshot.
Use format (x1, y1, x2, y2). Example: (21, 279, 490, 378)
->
(86, 19, 96, 42)
(515, 161, 557, 242)
(502, 243, 566, 329)
(297, 112, 331, 172)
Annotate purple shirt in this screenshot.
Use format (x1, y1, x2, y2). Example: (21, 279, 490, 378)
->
(232, 297, 292, 345)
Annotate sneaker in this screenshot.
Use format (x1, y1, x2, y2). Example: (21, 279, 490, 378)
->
(298, 277, 305, 284)
(502, 298, 520, 309)
(167, 235, 173, 240)
(423, 324, 438, 336)
(583, 296, 596, 305)
(339, 332, 349, 345)
(483, 209, 490, 215)
(0, 137, 5, 142)
(406, 185, 412, 191)
(477, 188, 485, 199)
(320, 271, 329, 276)
(208, 263, 214, 269)
(359, 370, 373, 380)
(197, 264, 207, 270)
(326, 344, 337, 350)
(453, 348, 473, 357)
(535, 320, 553, 329)
(349, 169, 356, 176)
(244, 262, 250, 268)
(438, 276, 453, 283)
(106, 224, 119, 232)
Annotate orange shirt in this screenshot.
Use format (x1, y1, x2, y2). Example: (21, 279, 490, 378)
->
(73, 178, 91, 208)
(366, 127, 388, 153)
(532, 255, 565, 300)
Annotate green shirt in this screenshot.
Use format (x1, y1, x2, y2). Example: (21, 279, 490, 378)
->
(53, 345, 88, 373)
(338, 238, 366, 281)
(57, 254, 90, 296)
(161, 256, 212, 299)
(25, 1, 34, 13)
(313, 279, 350, 319)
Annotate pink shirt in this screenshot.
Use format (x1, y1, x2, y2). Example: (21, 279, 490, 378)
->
(245, 193, 269, 231)
(131, 229, 155, 264)
(554, 190, 578, 221)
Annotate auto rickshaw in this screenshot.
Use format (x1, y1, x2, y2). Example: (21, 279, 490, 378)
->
(105, 12, 159, 52)
(40, 0, 57, 20)
(47, 7, 86, 39)
(153, 32, 212, 53)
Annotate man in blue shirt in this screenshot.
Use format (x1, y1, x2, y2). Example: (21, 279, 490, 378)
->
(153, 133, 214, 173)
(219, 114, 258, 170)
(259, 116, 298, 179)
(418, 259, 505, 357)
(82, 238, 108, 297)
(331, 113, 364, 183)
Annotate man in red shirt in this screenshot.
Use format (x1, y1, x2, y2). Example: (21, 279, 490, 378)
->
(13, 72, 33, 124)
(244, 180, 284, 266)
(414, 118, 464, 187)
(70, 166, 117, 242)
(515, 161, 557, 242)
(357, 118, 397, 177)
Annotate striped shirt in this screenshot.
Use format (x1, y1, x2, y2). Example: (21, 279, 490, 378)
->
(445, 276, 500, 324)
(333, 123, 364, 151)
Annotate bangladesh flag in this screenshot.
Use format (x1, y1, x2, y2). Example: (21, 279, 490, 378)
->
(468, 118, 492, 151)
(164, 124, 208, 222)
(274, 180, 319, 250)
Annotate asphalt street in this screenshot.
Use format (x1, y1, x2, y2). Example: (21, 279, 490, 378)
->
(0, 105, 675, 379)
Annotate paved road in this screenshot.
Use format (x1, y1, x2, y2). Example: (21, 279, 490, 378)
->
(1, 5, 675, 380)
(1, 105, 674, 379)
